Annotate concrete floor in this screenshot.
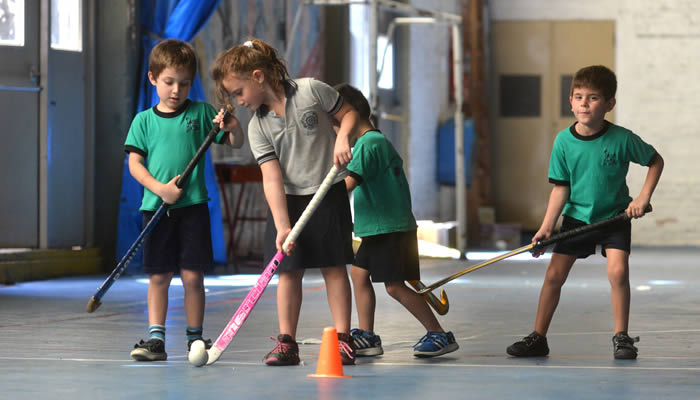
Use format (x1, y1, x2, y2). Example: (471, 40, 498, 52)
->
(1, 247, 699, 399)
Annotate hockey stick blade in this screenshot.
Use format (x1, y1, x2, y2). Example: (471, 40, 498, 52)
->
(206, 166, 340, 365)
(86, 106, 233, 313)
(408, 280, 449, 315)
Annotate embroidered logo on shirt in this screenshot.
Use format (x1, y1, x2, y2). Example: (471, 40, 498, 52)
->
(603, 149, 618, 166)
(300, 110, 318, 131)
(186, 118, 200, 133)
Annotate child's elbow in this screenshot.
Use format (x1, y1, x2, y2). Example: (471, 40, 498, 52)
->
(230, 131, 245, 149)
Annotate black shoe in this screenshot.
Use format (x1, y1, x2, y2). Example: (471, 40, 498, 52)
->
(264, 334, 300, 366)
(507, 331, 549, 357)
(613, 332, 639, 360)
(130, 338, 167, 361)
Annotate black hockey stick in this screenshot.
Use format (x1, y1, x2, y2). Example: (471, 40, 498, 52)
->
(415, 205, 652, 295)
(86, 106, 233, 312)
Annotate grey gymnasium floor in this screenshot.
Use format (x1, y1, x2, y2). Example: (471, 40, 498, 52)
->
(1, 247, 699, 399)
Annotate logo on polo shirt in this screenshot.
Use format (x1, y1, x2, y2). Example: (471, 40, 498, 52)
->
(602, 149, 618, 166)
(300, 110, 318, 131)
(186, 117, 200, 133)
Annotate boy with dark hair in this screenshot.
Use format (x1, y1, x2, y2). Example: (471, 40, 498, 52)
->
(506, 65, 664, 360)
(125, 39, 243, 361)
(337, 83, 459, 358)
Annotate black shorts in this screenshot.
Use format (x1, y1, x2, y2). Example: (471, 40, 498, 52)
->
(142, 203, 213, 274)
(552, 214, 631, 259)
(264, 181, 354, 272)
(355, 230, 420, 283)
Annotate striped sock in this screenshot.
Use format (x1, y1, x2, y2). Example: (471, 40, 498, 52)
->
(149, 324, 165, 342)
(186, 326, 203, 343)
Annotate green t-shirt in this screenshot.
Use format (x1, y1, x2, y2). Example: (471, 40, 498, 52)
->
(346, 130, 417, 237)
(548, 121, 657, 223)
(124, 100, 226, 211)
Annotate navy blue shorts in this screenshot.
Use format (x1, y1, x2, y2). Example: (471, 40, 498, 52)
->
(552, 214, 631, 259)
(355, 230, 420, 283)
(142, 203, 213, 274)
(263, 181, 354, 272)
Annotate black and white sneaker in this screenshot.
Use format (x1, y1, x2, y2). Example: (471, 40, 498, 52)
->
(507, 331, 549, 357)
(130, 338, 167, 361)
(613, 332, 639, 360)
(350, 328, 384, 356)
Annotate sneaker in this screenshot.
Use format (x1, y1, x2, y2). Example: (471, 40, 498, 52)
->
(186, 338, 212, 356)
(264, 334, 300, 366)
(350, 328, 384, 357)
(130, 338, 167, 361)
(613, 332, 639, 360)
(413, 331, 459, 357)
(506, 331, 549, 357)
(337, 332, 356, 365)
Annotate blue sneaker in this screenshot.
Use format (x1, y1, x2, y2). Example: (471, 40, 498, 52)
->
(413, 331, 459, 357)
(350, 328, 384, 356)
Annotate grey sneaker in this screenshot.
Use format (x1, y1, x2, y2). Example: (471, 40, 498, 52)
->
(507, 331, 549, 357)
(130, 338, 167, 361)
(613, 332, 639, 360)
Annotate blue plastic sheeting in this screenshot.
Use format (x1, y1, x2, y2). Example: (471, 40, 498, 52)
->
(437, 118, 475, 186)
(116, 0, 225, 272)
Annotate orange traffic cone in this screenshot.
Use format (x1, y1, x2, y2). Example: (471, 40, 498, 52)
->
(308, 327, 351, 378)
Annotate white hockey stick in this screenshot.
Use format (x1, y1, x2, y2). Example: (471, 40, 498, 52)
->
(206, 166, 340, 365)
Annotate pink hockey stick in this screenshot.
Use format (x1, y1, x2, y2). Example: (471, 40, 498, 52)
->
(206, 166, 340, 365)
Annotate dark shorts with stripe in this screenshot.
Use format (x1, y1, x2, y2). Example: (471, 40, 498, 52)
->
(354, 229, 420, 282)
(264, 181, 354, 272)
(142, 203, 213, 274)
(552, 214, 632, 259)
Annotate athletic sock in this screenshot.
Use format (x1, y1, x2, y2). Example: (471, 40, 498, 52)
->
(186, 326, 203, 342)
(149, 324, 165, 342)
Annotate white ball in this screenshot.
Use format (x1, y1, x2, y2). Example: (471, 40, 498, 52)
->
(188, 339, 209, 367)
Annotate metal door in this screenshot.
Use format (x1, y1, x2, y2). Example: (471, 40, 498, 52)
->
(0, 1, 40, 247)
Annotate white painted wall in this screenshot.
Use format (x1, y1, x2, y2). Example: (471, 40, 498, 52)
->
(489, 0, 700, 245)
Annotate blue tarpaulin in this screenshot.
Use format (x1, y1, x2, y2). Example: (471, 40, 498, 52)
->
(116, 0, 226, 272)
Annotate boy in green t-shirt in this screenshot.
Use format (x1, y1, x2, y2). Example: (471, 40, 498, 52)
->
(336, 84, 458, 358)
(124, 39, 243, 361)
(507, 65, 664, 360)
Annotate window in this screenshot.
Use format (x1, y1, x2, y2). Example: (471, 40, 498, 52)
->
(0, 0, 24, 47)
(51, 0, 82, 51)
(560, 75, 573, 117)
(377, 35, 393, 90)
(349, 4, 394, 98)
(499, 75, 541, 117)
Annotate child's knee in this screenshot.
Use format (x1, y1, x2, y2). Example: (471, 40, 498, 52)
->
(180, 270, 204, 289)
(607, 265, 629, 286)
(383, 281, 405, 299)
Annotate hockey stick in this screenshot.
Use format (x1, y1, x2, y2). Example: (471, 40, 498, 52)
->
(408, 280, 449, 315)
(206, 165, 340, 365)
(86, 106, 234, 313)
(415, 205, 652, 295)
